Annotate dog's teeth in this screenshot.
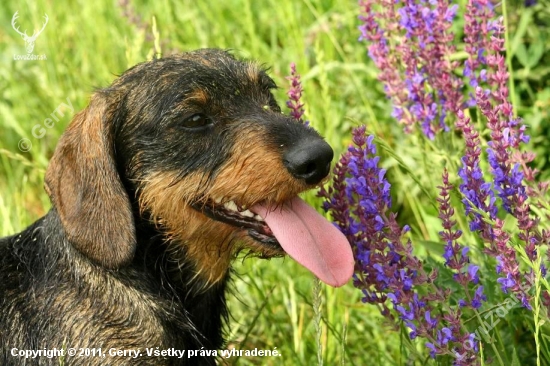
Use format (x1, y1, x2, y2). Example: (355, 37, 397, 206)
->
(241, 209, 254, 218)
(254, 214, 263, 222)
(214, 197, 223, 204)
(224, 201, 239, 212)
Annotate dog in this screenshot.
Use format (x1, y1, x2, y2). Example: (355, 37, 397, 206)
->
(0, 49, 353, 365)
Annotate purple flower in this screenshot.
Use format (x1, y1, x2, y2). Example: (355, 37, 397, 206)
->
(438, 169, 486, 313)
(476, 87, 528, 217)
(471, 286, 487, 309)
(438, 327, 454, 345)
(464, 7, 542, 305)
(438, 170, 469, 272)
(320, 126, 423, 310)
(487, 220, 530, 305)
(497, 273, 516, 293)
(329, 0, 550, 362)
(358, 0, 463, 138)
(396, 304, 415, 322)
(468, 265, 480, 284)
(320, 127, 478, 362)
(463, 0, 495, 98)
(426, 342, 438, 358)
(425, 311, 438, 329)
(456, 110, 496, 239)
(286, 63, 308, 125)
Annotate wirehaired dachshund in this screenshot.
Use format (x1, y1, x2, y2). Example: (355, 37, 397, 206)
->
(0, 49, 353, 365)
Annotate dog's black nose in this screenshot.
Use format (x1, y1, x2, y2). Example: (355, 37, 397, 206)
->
(283, 139, 334, 185)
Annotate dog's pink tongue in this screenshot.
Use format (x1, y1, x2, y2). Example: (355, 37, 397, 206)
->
(251, 197, 353, 287)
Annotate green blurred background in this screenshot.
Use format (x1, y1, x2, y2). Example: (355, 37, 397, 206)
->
(1, 0, 549, 364)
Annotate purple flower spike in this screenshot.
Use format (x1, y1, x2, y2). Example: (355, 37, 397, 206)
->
(463, 0, 495, 98)
(455, 110, 496, 240)
(358, 0, 463, 138)
(438, 169, 486, 313)
(321, 129, 479, 363)
(334, 0, 550, 362)
(463, 2, 542, 304)
(286, 62, 309, 125)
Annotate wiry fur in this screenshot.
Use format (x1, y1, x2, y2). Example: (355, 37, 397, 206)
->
(0, 49, 333, 365)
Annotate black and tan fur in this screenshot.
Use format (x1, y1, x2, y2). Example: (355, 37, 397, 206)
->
(0, 49, 334, 365)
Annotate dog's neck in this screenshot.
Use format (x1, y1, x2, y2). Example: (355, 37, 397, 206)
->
(27, 208, 229, 350)
(134, 221, 231, 349)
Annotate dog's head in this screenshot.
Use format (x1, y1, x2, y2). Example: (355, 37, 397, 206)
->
(45, 49, 353, 286)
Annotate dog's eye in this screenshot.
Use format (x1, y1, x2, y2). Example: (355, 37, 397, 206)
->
(182, 114, 212, 129)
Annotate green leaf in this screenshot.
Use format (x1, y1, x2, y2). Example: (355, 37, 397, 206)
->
(510, 9, 533, 56)
(510, 347, 521, 366)
(516, 43, 530, 69)
(528, 40, 545, 68)
(417, 240, 445, 257)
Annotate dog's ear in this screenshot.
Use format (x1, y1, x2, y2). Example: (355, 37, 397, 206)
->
(45, 94, 136, 268)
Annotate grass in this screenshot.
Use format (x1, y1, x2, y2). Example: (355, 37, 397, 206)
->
(1, 0, 549, 365)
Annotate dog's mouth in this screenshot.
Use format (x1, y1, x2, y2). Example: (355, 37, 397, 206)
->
(191, 199, 280, 249)
(191, 196, 354, 288)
